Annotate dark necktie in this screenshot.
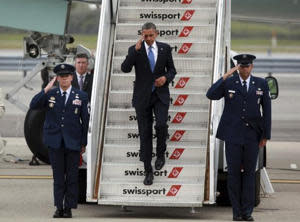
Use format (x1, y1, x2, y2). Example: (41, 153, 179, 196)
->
(62, 91, 67, 106)
(79, 75, 84, 91)
(242, 80, 247, 94)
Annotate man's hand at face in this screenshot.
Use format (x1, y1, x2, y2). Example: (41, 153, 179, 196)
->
(223, 66, 239, 81)
(155, 76, 167, 87)
(44, 76, 57, 93)
(135, 37, 143, 51)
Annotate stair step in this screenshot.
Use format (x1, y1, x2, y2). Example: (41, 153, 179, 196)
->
(107, 108, 208, 126)
(113, 57, 213, 73)
(98, 196, 202, 207)
(111, 74, 211, 92)
(114, 40, 214, 58)
(103, 144, 207, 163)
(108, 91, 209, 109)
(119, 0, 217, 8)
(118, 8, 216, 25)
(104, 125, 208, 145)
(99, 182, 204, 206)
(101, 163, 206, 182)
(116, 24, 215, 41)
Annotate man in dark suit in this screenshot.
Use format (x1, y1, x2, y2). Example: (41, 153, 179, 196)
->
(30, 64, 89, 218)
(72, 53, 94, 101)
(121, 22, 176, 185)
(206, 54, 271, 221)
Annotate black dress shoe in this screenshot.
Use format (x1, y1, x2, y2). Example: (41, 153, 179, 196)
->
(53, 209, 64, 218)
(232, 216, 243, 221)
(63, 208, 72, 218)
(242, 215, 254, 221)
(155, 156, 165, 170)
(143, 171, 154, 185)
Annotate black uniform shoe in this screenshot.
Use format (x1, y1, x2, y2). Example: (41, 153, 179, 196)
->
(232, 216, 243, 221)
(242, 215, 254, 221)
(53, 209, 64, 218)
(155, 156, 165, 170)
(143, 171, 154, 185)
(63, 208, 72, 218)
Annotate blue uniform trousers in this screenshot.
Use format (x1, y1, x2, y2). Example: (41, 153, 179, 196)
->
(225, 141, 259, 217)
(135, 92, 169, 172)
(48, 141, 80, 210)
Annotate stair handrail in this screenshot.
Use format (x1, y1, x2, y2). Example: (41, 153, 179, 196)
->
(86, 0, 115, 201)
(206, 0, 231, 204)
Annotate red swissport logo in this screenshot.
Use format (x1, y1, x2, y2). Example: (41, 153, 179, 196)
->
(178, 43, 192, 54)
(168, 167, 183, 178)
(171, 112, 186, 124)
(181, 10, 195, 21)
(170, 130, 185, 141)
(170, 148, 185, 160)
(166, 185, 182, 196)
(179, 26, 193, 37)
(175, 77, 190, 88)
(182, 0, 192, 4)
(173, 95, 188, 106)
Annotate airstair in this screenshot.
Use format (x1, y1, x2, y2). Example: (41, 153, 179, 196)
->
(87, 0, 231, 207)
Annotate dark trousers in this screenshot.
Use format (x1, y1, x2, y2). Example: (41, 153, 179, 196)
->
(225, 141, 259, 217)
(135, 92, 169, 172)
(48, 144, 80, 209)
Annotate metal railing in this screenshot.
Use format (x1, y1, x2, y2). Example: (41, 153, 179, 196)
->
(0, 56, 46, 72)
(1, 56, 299, 74)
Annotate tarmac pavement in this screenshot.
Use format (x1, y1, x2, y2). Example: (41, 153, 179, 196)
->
(0, 138, 300, 222)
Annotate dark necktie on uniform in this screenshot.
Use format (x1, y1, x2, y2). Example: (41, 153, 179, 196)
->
(79, 75, 84, 91)
(62, 91, 67, 106)
(242, 80, 247, 94)
(148, 46, 156, 91)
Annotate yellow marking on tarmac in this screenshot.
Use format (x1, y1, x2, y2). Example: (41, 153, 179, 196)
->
(271, 179, 300, 184)
(0, 175, 52, 179)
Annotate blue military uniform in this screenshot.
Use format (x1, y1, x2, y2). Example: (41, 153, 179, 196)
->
(30, 64, 89, 216)
(206, 54, 271, 219)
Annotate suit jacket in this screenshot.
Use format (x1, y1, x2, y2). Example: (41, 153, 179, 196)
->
(206, 74, 271, 145)
(121, 41, 176, 109)
(72, 72, 94, 101)
(30, 87, 89, 151)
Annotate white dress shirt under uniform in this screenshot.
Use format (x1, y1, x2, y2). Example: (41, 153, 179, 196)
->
(239, 74, 251, 91)
(60, 86, 72, 104)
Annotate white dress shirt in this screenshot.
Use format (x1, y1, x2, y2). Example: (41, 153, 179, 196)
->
(144, 41, 158, 63)
(60, 86, 72, 104)
(76, 72, 87, 87)
(239, 75, 251, 91)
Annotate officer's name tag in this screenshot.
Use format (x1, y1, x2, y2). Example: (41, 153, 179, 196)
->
(256, 90, 263, 95)
(72, 99, 82, 106)
(228, 90, 236, 93)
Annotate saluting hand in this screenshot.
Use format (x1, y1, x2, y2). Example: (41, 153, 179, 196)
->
(44, 76, 57, 94)
(155, 76, 167, 87)
(135, 37, 143, 51)
(223, 65, 239, 80)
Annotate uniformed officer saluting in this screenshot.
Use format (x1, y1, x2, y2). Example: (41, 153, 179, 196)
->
(30, 64, 89, 218)
(206, 54, 271, 221)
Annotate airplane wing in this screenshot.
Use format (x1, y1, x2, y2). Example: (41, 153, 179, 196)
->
(0, 0, 69, 35)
